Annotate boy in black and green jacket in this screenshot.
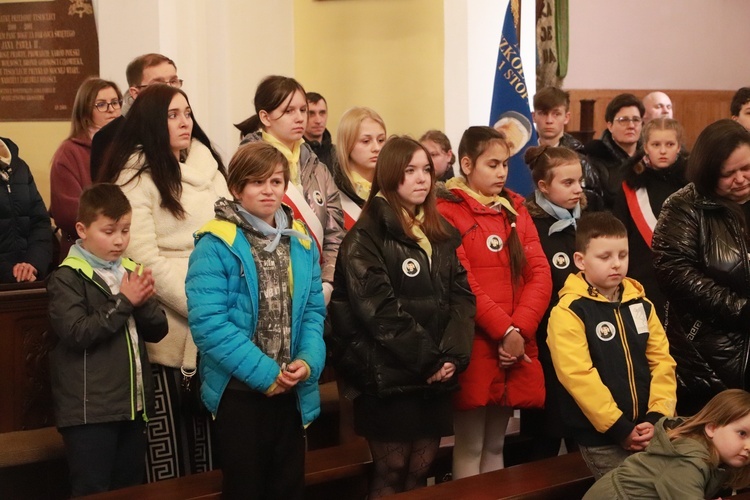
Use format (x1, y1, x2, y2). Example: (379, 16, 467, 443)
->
(47, 184, 167, 496)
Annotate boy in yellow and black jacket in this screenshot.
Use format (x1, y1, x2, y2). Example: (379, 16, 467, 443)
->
(547, 212, 676, 480)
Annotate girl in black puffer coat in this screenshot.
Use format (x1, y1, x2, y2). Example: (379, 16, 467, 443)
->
(329, 136, 475, 498)
(652, 120, 750, 416)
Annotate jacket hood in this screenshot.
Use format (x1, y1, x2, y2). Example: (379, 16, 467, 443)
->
(0, 136, 17, 164)
(646, 417, 711, 461)
(558, 271, 645, 302)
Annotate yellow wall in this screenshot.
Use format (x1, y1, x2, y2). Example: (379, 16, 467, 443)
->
(2, 122, 68, 206)
(293, 0, 444, 140)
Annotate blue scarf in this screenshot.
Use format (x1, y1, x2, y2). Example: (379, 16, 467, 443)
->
(534, 190, 580, 235)
(69, 241, 125, 282)
(237, 206, 311, 252)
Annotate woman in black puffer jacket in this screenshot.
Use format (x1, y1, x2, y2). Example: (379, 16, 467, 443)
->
(329, 136, 474, 498)
(652, 120, 750, 416)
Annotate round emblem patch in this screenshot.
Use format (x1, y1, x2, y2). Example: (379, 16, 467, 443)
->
(313, 190, 324, 206)
(552, 252, 570, 270)
(486, 235, 503, 252)
(402, 258, 420, 277)
(596, 321, 616, 342)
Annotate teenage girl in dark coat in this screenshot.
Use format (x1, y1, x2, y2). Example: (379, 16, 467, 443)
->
(329, 136, 475, 498)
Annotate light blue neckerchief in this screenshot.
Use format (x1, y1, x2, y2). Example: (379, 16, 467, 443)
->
(236, 205, 311, 252)
(534, 190, 580, 235)
(69, 240, 125, 282)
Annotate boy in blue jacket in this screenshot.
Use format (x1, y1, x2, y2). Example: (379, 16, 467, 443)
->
(47, 183, 168, 496)
(186, 141, 326, 500)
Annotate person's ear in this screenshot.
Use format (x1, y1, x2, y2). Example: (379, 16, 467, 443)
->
(460, 156, 473, 177)
(538, 179, 550, 195)
(75, 222, 87, 240)
(128, 86, 139, 101)
(573, 251, 585, 272)
(705, 423, 716, 439)
(564, 111, 571, 126)
(259, 110, 272, 128)
(606, 121, 615, 134)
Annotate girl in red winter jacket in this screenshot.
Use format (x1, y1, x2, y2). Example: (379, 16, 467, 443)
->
(437, 126, 552, 479)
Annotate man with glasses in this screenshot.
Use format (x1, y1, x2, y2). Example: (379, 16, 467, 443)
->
(90, 53, 182, 181)
(584, 93, 645, 209)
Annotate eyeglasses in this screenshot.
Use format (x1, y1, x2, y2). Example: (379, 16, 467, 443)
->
(135, 78, 184, 90)
(94, 100, 123, 112)
(614, 116, 642, 125)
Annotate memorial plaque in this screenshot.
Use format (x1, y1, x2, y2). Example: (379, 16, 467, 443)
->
(0, 0, 99, 121)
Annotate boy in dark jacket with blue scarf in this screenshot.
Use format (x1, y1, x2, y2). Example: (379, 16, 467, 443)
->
(47, 184, 167, 496)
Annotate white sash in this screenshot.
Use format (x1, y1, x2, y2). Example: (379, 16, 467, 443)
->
(339, 191, 362, 230)
(283, 183, 324, 255)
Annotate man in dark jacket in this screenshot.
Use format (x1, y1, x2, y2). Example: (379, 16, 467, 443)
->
(304, 92, 338, 173)
(0, 137, 53, 283)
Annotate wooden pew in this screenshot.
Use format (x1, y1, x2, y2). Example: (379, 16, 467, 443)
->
(383, 451, 593, 500)
(83, 438, 373, 499)
(83, 437, 456, 499)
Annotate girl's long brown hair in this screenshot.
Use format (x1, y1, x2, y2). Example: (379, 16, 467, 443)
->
(668, 389, 750, 490)
(365, 135, 451, 243)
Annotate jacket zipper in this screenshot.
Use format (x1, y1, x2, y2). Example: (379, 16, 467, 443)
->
(79, 268, 140, 421)
(614, 307, 638, 420)
(83, 350, 88, 423)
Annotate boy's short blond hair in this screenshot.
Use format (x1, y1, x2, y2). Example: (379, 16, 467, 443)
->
(575, 212, 627, 253)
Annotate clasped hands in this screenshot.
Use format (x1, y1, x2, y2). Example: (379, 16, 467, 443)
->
(498, 327, 531, 368)
(119, 265, 156, 307)
(267, 360, 309, 397)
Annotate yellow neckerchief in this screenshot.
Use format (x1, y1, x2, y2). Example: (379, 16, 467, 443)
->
(262, 131, 303, 187)
(348, 169, 372, 201)
(376, 193, 432, 261)
(446, 176, 518, 215)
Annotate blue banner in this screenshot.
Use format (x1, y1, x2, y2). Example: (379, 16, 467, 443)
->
(489, 3, 537, 196)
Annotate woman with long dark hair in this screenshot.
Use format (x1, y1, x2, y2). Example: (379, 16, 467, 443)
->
(99, 84, 229, 480)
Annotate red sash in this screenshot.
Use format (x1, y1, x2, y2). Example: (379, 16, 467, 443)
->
(339, 191, 362, 231)
(283, 183, 323, 257)
(622, 182, 657, 247)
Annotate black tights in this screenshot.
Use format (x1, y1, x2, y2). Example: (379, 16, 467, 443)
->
(366, 437, 440, 499)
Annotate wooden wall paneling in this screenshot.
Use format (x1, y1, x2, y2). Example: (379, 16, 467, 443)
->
(566, 89, 735, 150)
(0, 284, 53, 432)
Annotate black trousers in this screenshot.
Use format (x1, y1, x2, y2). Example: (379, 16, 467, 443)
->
(59, 416, 146, 496)
(214, 388, 305, 500)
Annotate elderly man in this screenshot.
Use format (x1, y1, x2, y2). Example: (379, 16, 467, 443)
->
(642, 91, 673, 123)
